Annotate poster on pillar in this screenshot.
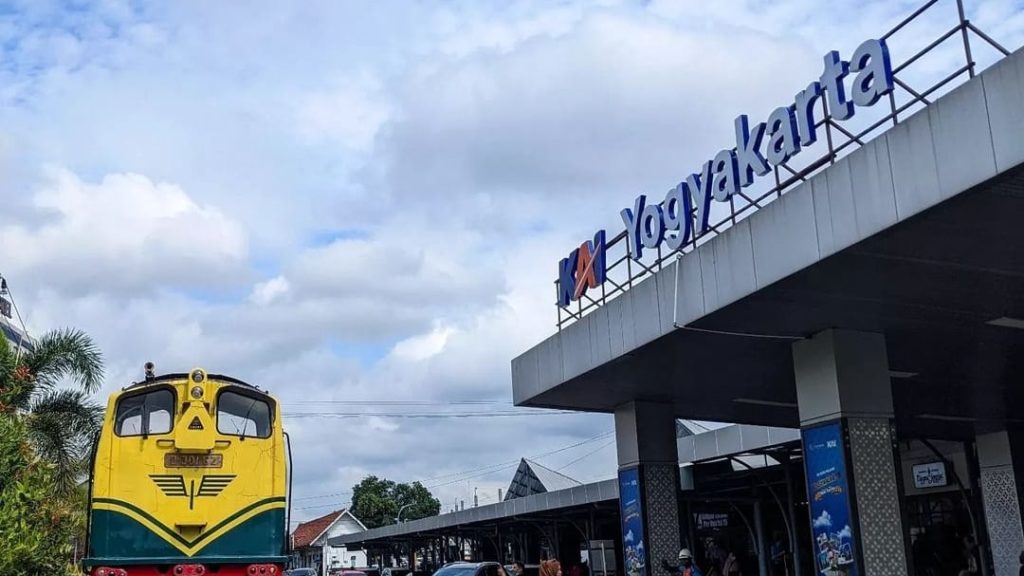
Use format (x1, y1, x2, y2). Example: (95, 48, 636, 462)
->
(618, 467, 647, 576)
(802, 421, 859, 576)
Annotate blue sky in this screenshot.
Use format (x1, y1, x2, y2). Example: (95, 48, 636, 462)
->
(0, 0, 1022, 523)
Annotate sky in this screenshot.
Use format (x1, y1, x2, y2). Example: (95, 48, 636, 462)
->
(0, 0, 1022, 526)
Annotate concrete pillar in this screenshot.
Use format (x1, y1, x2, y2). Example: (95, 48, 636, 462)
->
(793, 329, 908, 576)
(977, 430, 1024, 576)
(614, 401, 681, 576)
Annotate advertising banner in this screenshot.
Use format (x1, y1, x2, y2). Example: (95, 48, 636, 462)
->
(618, 467, 647, 576)
(802, 422, 859, 576)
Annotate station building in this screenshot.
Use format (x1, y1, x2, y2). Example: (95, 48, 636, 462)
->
(336, 3, 1024, 576)
(512, 2, 1024, 575)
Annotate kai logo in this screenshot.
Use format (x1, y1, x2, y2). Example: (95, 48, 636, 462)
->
(150, 474, 235, 509)
(558, 230, 606, 308)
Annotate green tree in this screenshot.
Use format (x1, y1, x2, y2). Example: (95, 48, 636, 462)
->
(0, 413, 81, 575)
(351, 476, 441, 529)
(0, 328, 104, 495)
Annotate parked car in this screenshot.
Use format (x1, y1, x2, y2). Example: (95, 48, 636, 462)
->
(288, 569, 317, 576)
(433, 562, 502, 576)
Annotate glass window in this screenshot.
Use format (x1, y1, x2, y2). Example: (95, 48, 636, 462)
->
(217, 391, 272, 438)
(115, 389, 175, 436)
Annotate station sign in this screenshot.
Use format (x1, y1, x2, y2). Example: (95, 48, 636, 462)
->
(912, 461, 948, 489)
(559, 38, 895, 308)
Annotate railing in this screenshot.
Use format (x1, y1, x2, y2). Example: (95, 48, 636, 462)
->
(555, 0, 1011, 331)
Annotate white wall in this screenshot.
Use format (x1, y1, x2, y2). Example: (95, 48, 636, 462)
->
(318, 513, 368, 571)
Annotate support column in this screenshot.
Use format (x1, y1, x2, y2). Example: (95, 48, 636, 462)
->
(793, 329, 908, 576)
(977, 431, 1024, 576)
(615, 401, 681, 576)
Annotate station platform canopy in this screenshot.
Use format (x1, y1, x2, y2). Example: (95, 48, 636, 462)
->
(326, 424, 798, 549)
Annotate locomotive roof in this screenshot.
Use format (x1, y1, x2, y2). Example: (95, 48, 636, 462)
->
(124, 372, 264, 393)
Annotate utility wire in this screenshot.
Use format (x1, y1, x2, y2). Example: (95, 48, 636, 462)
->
(282, 410, 579, 419)
(555, 438, 616, 472)
(291, 430, 614, 504)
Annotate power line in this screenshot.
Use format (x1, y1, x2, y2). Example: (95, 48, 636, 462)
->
(290, 430, 614, 504)
(555, 438, 616, 472)
(286, 400, 509, 406)
(282, 410, 581, 419)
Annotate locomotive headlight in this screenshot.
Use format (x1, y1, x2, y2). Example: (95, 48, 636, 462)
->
(191, 386, 204, 399)
(191, 369, 205, 383)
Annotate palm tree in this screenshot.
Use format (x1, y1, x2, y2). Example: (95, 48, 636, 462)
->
(0, 328, 104, 495)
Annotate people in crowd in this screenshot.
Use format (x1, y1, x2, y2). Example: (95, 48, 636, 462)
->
(722, 552, 740, 576)
(769, 533, 786, 576)
(958, 535, 979, 576)
(512, 562, 526, 576)
(540, 559, 562, 576)
(661, 548, 703, 576)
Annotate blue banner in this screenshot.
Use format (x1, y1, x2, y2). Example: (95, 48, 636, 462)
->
(802, 422, 859, 576)
(618, 467, 647, 576)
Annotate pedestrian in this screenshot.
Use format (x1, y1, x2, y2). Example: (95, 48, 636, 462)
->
(541, 559, 563, 576)
(958, 535, 979, 576)
(661, 548, 704, 576)
(722, 552, 740, 576)
(769, 533, 785, 576)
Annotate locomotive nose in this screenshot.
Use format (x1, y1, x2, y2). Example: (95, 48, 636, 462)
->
(173, 368, 216, 451)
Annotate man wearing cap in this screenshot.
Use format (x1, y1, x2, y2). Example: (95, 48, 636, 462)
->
(661, 549, 703, 576)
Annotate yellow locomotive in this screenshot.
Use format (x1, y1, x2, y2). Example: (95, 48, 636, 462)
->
(83, 366, 290, 576)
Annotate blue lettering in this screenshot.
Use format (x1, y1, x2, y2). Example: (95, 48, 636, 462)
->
(850, 38, 894, 107)
(621, 195, 647, 259)
(821, 50, 853, 121)
(734, 115, 770, 187)
(558, 249, 579, 307)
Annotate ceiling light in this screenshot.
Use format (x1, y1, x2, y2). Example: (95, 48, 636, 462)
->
(733, 398, 798, 408)
(889, 370, 918, 378)
(917, 413, 976, 423)
(986, 316, 1024, 330)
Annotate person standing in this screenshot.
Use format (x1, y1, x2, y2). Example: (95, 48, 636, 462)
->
(722, 552, 740, 576)
(661, 548, 704, 576)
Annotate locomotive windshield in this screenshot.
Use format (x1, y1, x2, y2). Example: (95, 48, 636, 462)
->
(217, 390, 271, 438)
(114, 388, 174, 436)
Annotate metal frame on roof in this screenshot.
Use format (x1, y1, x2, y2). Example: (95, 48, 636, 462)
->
(555, 0, 1012, 330)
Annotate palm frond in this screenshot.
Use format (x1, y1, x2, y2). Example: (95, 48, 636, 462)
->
(22, 328, 104, 393)
(29, 388, 104, 439)
(25, 412, 79, 495)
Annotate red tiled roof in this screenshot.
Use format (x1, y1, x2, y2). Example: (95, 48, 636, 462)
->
(292, 509, 344, 549)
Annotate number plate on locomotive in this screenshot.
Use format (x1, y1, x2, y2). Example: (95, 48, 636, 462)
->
(164, 453, 223, 468)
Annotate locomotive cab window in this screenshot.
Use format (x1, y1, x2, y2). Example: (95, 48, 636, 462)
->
(115, 389, 174, 436)
(217, 391, 271, 438)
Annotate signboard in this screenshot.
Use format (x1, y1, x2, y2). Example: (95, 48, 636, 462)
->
(912, 461, 948, 489)
(695, 512, 729, 530)
(803, 422, 859, 576)
(558, 38, 895, 308)
(618, 467, 647, 576)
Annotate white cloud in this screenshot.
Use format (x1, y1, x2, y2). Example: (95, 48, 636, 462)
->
(293, 71, 392, 151)
(0, 168, 248, 296)
(249, 275, 291, 306)
(813, 510, 832, 528)
(391, 323, 455, 361)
